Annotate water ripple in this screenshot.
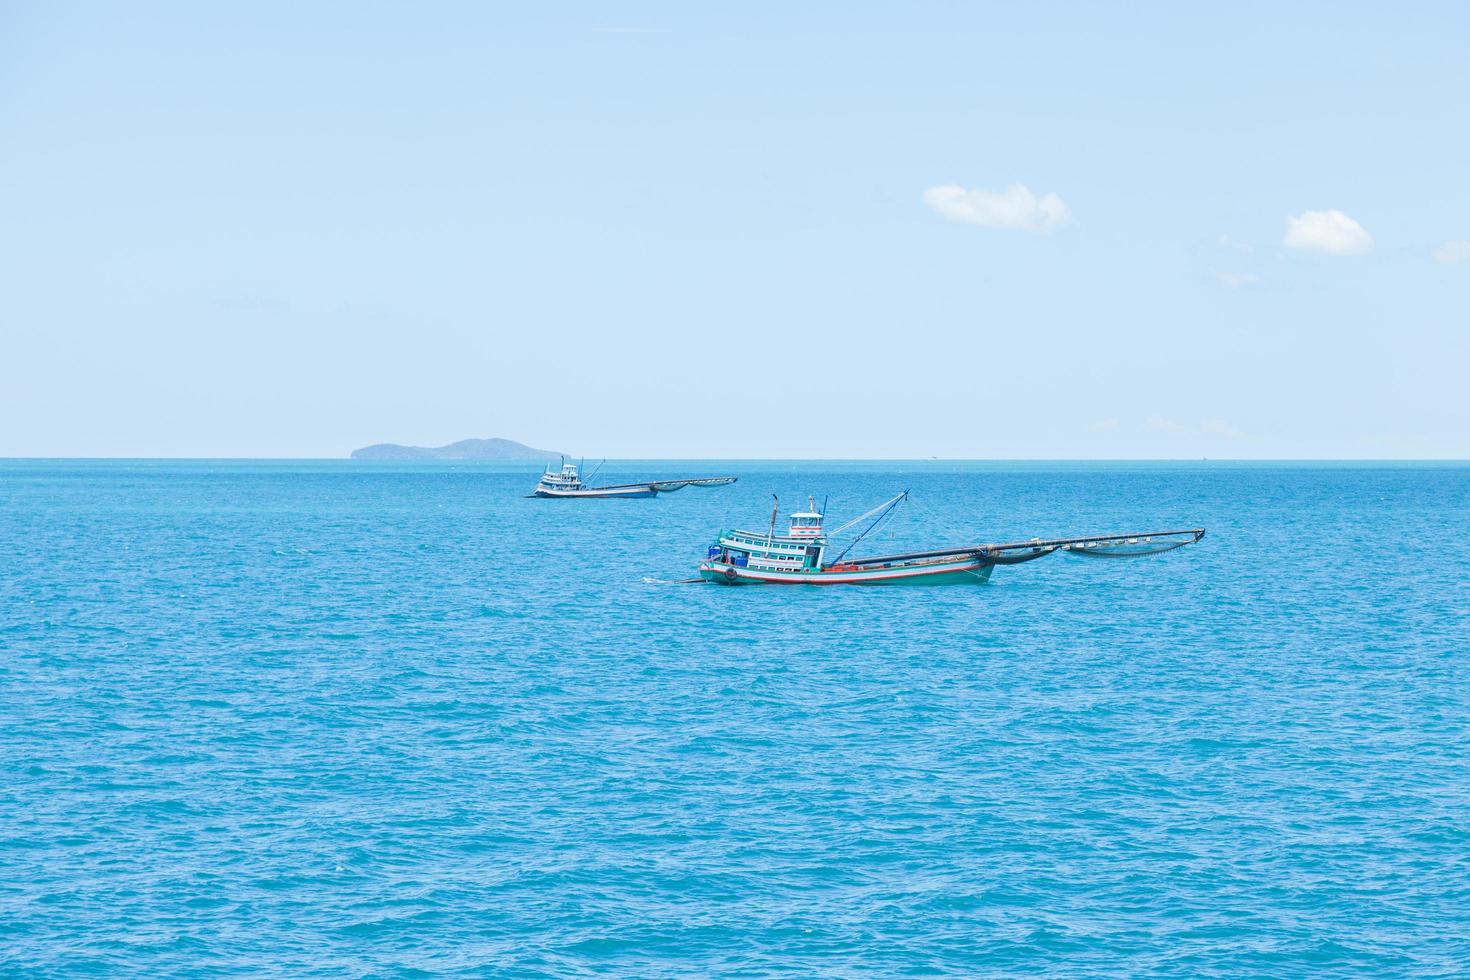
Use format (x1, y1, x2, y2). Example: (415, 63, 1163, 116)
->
(2, 461, 1468, 976)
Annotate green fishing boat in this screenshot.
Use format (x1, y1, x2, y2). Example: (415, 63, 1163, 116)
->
(698, 492, 1204, 586)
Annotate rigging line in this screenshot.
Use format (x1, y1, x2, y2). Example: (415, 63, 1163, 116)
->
(829, 490, 909, 565)
(905, 490, 969, 552)
(829, 491, 909, 536)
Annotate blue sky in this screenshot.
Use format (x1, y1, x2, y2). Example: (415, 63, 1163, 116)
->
(2, 2, 1467, 458)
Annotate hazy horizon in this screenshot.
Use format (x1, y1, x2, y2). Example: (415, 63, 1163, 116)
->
(5, 452, 1469, 464)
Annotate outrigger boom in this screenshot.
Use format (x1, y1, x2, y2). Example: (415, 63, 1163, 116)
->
(838, 528, 1206, 567)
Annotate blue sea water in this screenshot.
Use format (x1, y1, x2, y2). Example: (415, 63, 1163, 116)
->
(2, 459, 1469, 977)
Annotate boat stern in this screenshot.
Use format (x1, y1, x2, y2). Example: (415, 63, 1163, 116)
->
(700, 536, 752, 584)
(699, 561, 745, 585)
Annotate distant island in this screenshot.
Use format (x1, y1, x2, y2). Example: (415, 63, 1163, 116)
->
(350, 437, 564, 461)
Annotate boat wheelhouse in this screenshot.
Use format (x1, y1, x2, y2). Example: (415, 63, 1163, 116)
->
(698, 492, 1204, 586)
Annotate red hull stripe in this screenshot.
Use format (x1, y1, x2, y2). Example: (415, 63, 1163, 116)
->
(718, 562, 986, 584)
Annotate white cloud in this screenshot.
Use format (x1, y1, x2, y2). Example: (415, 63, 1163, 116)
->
(1216, 233, 1254, 254)
(1087, 418, 1121, 433)
(1146, 417, 1245, 438)
(1201, 418, 1244, 438)
(1146, 416, 1189, 434)
(922, 183, 1071, 233)
(1432, 240, 1470, 265)
(1283, 209, 1373, 256)
(1216, 272, 1260, 289)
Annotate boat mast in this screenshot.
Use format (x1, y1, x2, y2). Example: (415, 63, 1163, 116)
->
(767, 494, 778, 545)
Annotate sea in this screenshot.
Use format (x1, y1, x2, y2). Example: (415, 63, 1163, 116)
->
(3, 460, 1468, 977)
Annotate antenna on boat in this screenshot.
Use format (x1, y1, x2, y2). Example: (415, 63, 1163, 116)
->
(820, 495, 828, 517)
(768, 494, 778, 545)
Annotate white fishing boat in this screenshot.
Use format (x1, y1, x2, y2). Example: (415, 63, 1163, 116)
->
(529, 459, 737, 499)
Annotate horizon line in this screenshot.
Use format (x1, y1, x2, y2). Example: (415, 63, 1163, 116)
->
(4, 456, 1470, 464)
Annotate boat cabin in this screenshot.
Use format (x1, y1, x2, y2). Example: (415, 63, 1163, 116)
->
(707, 497, 827, 573)
(537, 460, 583, 492)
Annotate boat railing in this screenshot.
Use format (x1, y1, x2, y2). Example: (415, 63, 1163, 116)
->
(722, 530, 813, 551)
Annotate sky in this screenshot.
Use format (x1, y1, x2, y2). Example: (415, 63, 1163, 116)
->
(2, 2, 1468, 458)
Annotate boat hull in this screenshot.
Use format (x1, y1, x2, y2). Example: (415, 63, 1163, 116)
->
(698, 558, 993, 586)
(530, 485, 658, 499)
